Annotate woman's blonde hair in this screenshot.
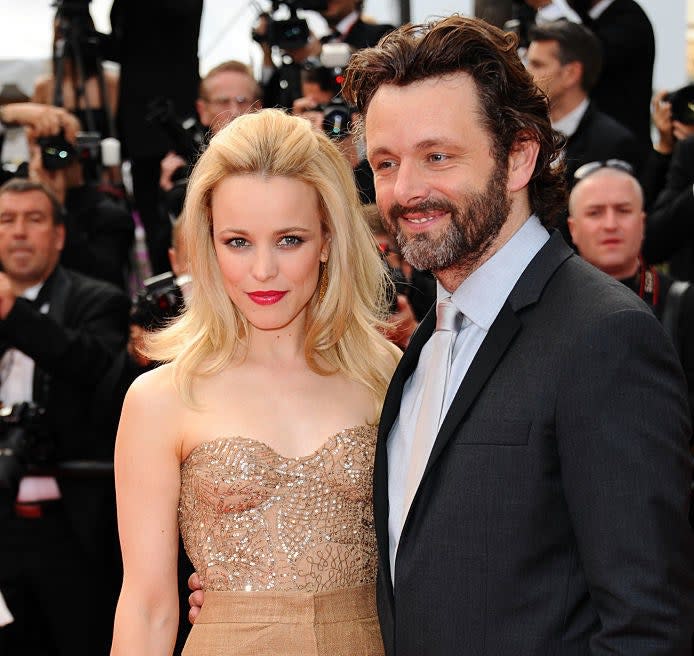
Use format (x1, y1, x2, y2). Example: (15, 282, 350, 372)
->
(146, 108, 401, 416)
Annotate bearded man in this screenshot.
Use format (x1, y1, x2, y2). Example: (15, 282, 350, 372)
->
(342, 14, 694, 655)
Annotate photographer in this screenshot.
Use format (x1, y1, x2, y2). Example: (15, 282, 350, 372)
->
(0, 102, 80, 183)
(27, 131, 134, 290)
(258, 0, 394, 109)
(642, 86, 694, 281)
(0, 179, 129, 656)
(159, 61, 262, 223)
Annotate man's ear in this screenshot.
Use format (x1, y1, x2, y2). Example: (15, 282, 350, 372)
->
(55, 222, 66, 252)
(562, 60, 583, 89)
(567, 215, 576, 242)
(507, 134, 540, 193)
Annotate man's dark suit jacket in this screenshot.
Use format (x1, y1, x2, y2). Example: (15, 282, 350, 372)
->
(0, 265, 129, 554)
(375, 231, 694, 655)
(585, 0, 655, 147)
(109, 0, 203, 160)
(643, 136, 694, 280)
(563, 101, 643, 184)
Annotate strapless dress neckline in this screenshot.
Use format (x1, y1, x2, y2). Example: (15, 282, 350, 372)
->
(182, 423, 373, 464)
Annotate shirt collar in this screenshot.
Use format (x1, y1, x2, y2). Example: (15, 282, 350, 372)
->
(335, 11, 359, 37)
(22, 281, 44, 302)
(552, 97, 589, 138)
(536, 0, 582, 24)
(589, 0, 615, 19)
(438, 215, 550, 330)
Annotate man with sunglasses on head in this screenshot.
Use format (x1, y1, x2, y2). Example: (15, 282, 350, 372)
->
(569, 160, 673, 319)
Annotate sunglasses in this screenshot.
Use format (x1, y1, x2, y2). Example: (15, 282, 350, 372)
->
(573, 159, 634, 181)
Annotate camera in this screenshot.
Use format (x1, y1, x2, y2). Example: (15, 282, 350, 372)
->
(131, 271, 190, 331)
(253, 0, 328, 50)
(665, 84, 694, 125)
(146, 98, 207, 165)
(303, 44, 355, 140)
(0, 402, 50, 493)
(38, 130, 115, 171)
(319, 97, 353, 139)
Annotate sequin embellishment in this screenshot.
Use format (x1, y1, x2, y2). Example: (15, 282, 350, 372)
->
(178, 425, 378, 592)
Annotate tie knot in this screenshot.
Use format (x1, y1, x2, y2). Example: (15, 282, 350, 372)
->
(435, 298, 461, 332)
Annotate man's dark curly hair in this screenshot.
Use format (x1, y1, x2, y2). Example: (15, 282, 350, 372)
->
(342, 14, 567, 225)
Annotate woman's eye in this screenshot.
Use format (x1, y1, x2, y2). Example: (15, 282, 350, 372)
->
(226, 237, 248, 248)
(279, 235, 303, 247)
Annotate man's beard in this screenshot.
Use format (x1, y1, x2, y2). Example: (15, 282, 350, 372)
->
(384, 162, 511, 274)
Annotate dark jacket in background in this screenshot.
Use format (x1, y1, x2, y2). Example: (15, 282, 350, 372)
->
(643, 136, 694, 280)
(585, 0, 655, 147)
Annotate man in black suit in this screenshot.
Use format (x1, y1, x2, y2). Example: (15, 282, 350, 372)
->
(568, 0, 655, 147)
(525, 19, 643, 244)
(526, 20, 643, 185)
(0, 178, 130, 655)
(108, 0, 203, 275)
(340, 15, 694, 654)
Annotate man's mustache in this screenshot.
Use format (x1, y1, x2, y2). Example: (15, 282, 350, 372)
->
(387, 199, 457, 224)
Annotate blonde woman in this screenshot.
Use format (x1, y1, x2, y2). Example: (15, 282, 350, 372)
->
(110, 108, 401, 656)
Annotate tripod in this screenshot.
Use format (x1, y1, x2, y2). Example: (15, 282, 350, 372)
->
(51, 1, 118, 183)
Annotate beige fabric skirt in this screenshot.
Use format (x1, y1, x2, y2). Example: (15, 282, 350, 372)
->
(181, 583, 384, 656)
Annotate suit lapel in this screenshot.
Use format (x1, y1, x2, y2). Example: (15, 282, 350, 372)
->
(421, 301, 520, 481)
(32, 267, 71, 404)
(374, 307, 435, 592)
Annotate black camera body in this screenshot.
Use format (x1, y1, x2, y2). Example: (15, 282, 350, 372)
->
(131, 271, 189, 331)
(254, 0, 328, 50)
(268, 17, 312, 50)
(38, 130, 103, 171)
(318, 97, 353, 140)
(146, 98, 207, 165)
(0, 402, 50, 493)
(666, 84, 694, 125)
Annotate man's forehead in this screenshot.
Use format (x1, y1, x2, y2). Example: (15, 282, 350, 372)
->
(0, 191, 51, 211)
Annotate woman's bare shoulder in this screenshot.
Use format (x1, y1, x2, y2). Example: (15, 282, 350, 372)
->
(125, 363, 179, 412)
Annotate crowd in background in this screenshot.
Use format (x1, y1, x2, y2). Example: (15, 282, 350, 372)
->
(0, 0, 692, 654)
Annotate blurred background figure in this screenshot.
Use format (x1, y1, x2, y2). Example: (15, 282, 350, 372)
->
(158, 60, 262, 228)
(525, 19, 643, 243)
(643, 85, 694, 281)
(31, 3, 119, 153)
(256, 0, 394, 109)
(512, 1, 655, 148)
(108, 0, 203, 275)
(0, 178, 129, 656)
(27, 128, 134, 291)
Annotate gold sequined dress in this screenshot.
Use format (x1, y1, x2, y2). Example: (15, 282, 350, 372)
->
(178, 425, 383, 656)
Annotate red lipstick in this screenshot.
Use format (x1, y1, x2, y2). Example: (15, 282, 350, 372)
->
(247, 291, 287, 305)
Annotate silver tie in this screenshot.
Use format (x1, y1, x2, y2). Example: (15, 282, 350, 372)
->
(402, 297, 461, 523)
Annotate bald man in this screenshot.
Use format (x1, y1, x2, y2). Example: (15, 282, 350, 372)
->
(567, 162, 674, 318)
